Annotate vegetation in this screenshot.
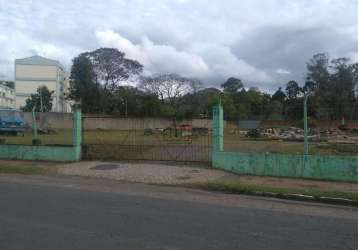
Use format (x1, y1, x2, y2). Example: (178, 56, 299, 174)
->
(67, 49, 358, 122)
(191, 181, 358, 204)
(0, 164, 49, 175)
(22, 86, 54, 112)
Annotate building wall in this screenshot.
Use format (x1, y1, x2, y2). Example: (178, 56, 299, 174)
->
(16, 80, 57, 94)
(15, 61, 69, 112)
(0, 84, 15, 108)
(15, 64, 58, 79)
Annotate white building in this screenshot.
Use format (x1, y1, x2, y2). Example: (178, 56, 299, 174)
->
(0, 82, 15, 109)
(15, 55, 71, 112)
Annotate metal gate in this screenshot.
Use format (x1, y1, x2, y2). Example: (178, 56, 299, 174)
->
(82, 116, 212, 163)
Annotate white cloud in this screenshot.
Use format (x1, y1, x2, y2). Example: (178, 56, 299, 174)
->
(95, 29, 272, 85)
(276, 68, 291, 75)
(1, 0, 358, 89)
(95, 29, 210, 78)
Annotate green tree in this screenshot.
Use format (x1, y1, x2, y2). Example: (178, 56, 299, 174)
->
(84, 48, 143, 92)
(271, 87, 286, 103)
(22, 86, 54, 112)
(306, 53, 330, 92)
(285, 81, 301, 100)
(221, 77, 243, 94)
(140, 74, 201, 118)
(68, 54, 103, 113)
(329, 58, 355, 120)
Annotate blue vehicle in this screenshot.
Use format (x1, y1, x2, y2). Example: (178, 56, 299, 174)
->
(0, 108, 27, 135)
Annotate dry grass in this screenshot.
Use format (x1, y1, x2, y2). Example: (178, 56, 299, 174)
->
(1, 129, 358, 156)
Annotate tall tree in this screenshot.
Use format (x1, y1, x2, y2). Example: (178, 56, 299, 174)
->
(22, 86, 54, 112)
(68, 55, 102, 113)
(285, 81, 301, 100)
(83, 48, 143, 91)
(329, 57, 355, 120)
(306, 53, 331, 119)
(306, 53, 330, 92)
(271, 87, 286, 103)
(221, 77, 243, 94)
(140, 74, 201, 117)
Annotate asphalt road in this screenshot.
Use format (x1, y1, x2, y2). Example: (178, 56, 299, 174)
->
(0, 176, 357, 250)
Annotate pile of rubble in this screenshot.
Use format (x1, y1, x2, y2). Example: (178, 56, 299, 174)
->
(261, 127, 358, 142)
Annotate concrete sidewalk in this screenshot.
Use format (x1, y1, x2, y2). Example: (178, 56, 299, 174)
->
(57, 161, 358, 194)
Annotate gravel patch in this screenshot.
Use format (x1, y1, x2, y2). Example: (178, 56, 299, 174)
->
(58, 161, 227, 185)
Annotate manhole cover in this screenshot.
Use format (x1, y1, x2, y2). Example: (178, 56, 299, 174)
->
(90, 164, 119, 170)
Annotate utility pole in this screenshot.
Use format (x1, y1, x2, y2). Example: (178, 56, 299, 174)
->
(39, 87, 43, 112)
(303, 93, 309, 155)
(125, 98, 128, 118)
(32, 107, 38, 140)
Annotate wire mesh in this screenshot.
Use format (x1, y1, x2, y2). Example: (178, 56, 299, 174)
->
(0, 111, 74, 146)
(82, 116, 212, 163)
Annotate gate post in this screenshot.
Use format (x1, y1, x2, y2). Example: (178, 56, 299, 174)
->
(212, 104, 224, 152)
(72, 104, 82, 161)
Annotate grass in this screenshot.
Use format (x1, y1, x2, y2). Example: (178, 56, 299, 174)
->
(190, 181, 358, 204)
(0, 129, 210, 146)
(1, 129, 358, 156)
(0, 164, 49, 175)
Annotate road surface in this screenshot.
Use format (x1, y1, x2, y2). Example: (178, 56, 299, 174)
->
(0, 175, 357, 250)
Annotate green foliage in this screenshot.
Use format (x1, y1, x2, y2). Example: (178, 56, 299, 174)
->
(67, 49, 358, 122)
(68, 55, 101, 113)
(22, 86, 54, 112)
(221, 77, 243, 94)
(271, 87, 286, 103)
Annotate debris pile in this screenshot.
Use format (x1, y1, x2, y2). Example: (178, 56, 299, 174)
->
(260, 127, 358, 142)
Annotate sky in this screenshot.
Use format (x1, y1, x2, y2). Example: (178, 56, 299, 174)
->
(1, 0, 358, 92)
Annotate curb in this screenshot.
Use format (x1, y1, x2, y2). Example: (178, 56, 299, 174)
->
(253, 191, 358, 207)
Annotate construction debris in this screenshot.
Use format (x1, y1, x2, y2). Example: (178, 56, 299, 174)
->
(260, 127, 358, 142)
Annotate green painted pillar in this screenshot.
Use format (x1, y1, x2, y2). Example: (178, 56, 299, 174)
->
(72, 104, 82, 161)
(213, 104, 224, 152)
(303, 94, 309, 155)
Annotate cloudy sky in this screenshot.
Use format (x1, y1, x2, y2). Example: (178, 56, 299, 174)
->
(1, 0, 358, 91)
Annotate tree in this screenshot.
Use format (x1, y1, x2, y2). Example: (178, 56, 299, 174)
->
(83, 48, 143, 91)
(180, 88, 221, 118)
(110, 86, 162, 117)
(329, 57, 355, 120)
(306, 53, 330, 92)
(271, 87, 286, 103)
(22, 86, 54, 112)
(221, 77, 243, 94)
(140, 74, 202, 117)
(285, 81, 301, 100)
(68, 54, 103, 113)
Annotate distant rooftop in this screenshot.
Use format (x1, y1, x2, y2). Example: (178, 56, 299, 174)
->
(0, 80, 14, 90)
(238, 120, 262, 130)
(15, 55, 62, 68)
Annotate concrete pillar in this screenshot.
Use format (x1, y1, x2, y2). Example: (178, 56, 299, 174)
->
(303, 94, 309, 155)
(72, 104, 82, 161)
(212, 104, 224, 152)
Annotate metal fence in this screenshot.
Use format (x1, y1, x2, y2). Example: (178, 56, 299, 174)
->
(0, 111, 74, 146)
(224, 119, 358, 157)
(82, 116, 212, 163)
